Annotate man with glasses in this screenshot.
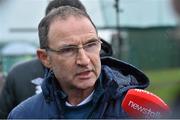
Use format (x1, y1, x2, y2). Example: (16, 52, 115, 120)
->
(0, 0, 113, 118)
(1, 0, 109, 118)
(8, 6, 149, 119)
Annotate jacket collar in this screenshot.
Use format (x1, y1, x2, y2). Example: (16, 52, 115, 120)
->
(101, 56, 149, 89)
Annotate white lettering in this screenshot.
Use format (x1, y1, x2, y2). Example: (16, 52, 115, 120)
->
(128, 100, 161, 118)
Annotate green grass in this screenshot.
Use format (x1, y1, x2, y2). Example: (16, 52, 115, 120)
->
(145, 68, 180, 107)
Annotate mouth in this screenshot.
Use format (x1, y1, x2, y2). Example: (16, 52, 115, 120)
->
(76, 70, 93, 79)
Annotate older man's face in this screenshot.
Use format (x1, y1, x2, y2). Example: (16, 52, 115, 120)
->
(46, 16, 101, 91)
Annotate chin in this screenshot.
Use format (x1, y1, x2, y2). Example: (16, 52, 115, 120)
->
(77, 79, 96, 90)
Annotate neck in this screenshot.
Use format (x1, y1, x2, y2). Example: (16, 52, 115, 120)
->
(64, 87, 94, 106)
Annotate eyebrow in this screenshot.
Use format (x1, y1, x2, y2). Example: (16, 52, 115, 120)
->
(83, 37, 99, 44)
(86, 37, 99, 41)
(56, 37, 99, 49)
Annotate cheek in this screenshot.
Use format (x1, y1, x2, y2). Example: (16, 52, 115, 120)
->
(91, 55, 101, 76)
(50, 57, 75, 77)
(96, 58, 102, 74)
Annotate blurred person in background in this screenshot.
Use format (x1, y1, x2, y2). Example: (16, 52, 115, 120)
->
(0, 0, 113, 118)
(0, 0, 112, 118)
(0, 59, 45, 118)
(8, 6, 149, 119)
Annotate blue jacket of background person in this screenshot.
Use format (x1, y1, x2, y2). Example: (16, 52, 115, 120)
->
(8, 57, 149, 119)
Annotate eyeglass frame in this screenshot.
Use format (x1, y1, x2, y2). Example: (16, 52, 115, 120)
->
(45, 38, 102, 58)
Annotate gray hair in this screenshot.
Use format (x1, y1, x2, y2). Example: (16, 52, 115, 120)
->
(38, 6, 97, 49)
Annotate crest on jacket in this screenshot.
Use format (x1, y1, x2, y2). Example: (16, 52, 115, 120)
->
(31, 77, 44, 94)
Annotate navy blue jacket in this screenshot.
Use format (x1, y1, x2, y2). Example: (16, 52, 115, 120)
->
(8, 57, 149, 119)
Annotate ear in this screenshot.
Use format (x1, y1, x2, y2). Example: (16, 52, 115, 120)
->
(37, 48, 51, 68)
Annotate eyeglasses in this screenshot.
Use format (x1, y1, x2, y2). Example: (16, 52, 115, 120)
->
(46, 39, 102, 58)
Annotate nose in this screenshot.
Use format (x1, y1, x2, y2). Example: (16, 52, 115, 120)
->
(76, 48, 90, 66)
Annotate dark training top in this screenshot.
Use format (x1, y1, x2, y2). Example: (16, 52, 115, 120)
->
(8, 57, 149, 119)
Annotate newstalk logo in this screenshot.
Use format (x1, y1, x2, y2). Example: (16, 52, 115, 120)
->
(128, 100, 161, 118)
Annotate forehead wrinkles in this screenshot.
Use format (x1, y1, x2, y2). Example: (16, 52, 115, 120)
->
(48, 15, 87, 37)
(48, 16, 97, 43)
(48, 14, 97, 33)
